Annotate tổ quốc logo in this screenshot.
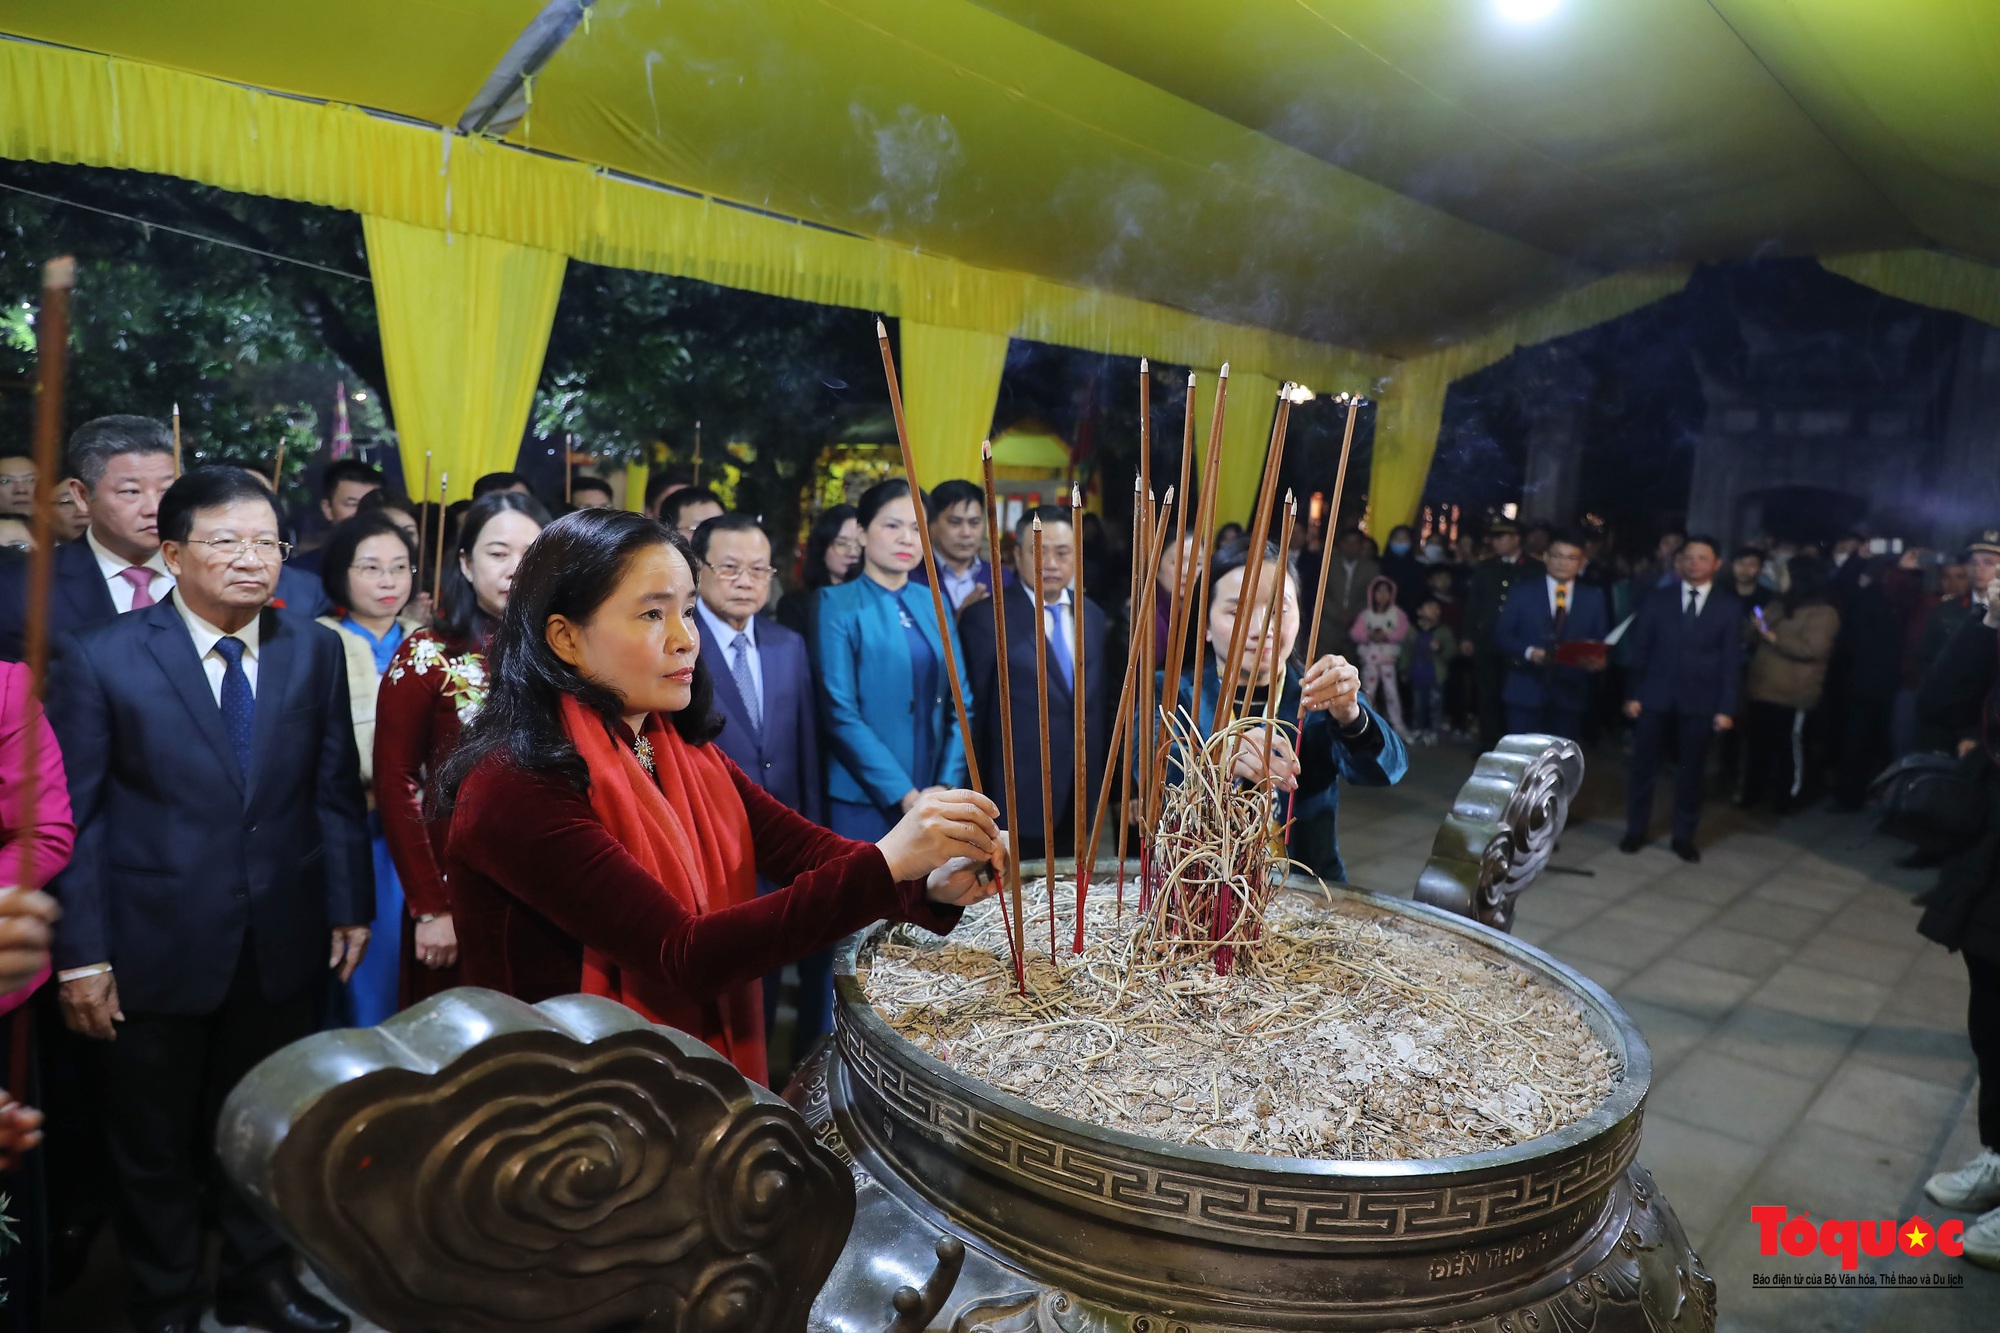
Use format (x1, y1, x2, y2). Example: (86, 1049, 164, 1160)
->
(1750, 1206, 1966, 1288)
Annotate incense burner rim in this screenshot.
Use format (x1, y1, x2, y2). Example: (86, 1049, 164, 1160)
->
(836, 859, 1650, 1182)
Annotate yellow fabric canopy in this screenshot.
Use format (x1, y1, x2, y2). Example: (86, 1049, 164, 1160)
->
(2, 1, 1993, 519)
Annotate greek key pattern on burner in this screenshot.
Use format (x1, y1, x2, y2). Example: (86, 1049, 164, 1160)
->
(839, 1025, 1638, 1241)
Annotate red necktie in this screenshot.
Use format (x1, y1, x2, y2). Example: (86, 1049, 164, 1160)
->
(119, 566, 156, 610)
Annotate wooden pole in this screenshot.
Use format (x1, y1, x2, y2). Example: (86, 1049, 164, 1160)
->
(171, 402, 183, 477)
(18, 255, 72, 890)
(980, 442, 1027, 992)
(1031, 517, 1058, 959)
(432, 472, 450, 608)
(1069, 483, 1089, 950)
(1284, 396, 1362, 850)
(875, 319, 983, 794)
(1080, 488, 1176, 883)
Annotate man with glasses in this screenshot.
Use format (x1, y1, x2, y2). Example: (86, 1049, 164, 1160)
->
(688, 512, 826, 1065)
(47, 466, 371, 1333)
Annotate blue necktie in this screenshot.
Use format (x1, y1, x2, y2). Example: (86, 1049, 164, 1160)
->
(212, 636, 255, 778)
(730, 632, 762, 737)
(1046, 601, 1075, 691)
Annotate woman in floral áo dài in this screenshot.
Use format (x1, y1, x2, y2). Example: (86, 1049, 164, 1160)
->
(374, 492, 547, 1008)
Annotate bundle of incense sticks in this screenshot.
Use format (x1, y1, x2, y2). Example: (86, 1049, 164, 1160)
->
(979, 442, 1027, 989)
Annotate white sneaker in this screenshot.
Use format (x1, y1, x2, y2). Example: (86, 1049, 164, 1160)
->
(1926, 1148, 2000, 1211)
(1961, 1203, 2000, 1271)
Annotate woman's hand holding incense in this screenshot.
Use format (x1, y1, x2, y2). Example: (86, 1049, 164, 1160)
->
(880, 788, 1002, 884)
(926, 831, 1008, 906)
(1300, 655, 1362, 725)
(1228, 727, 1301, 791)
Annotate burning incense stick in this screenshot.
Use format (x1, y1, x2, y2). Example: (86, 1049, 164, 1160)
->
(1116, 475, 1144, 916)
(875, 319, 983, 794)
(1159, 372, 1200, 740)
(1215, 386, 1298, 731)
(1285, 395, 1362, 850)
(1070, 483, 1089, 950)
(1081, 488, 1177, 883)
(171, 402, 183, 477)
(691, 419, 702, 489)
(564, 434, 573, 506)
(1031, 516, 1058, 958)
(432, 472, 449, 607)
(417, 450, 432, 608)
(18, 256, 72, 890)
(980, 441, 1027, 991)
(1260, 492, 1297, 811)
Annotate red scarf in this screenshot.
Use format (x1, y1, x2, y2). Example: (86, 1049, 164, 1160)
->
(559, 694, 767, 1083)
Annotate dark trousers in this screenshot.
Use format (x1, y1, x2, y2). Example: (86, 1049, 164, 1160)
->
(1475, 652, 1509, 750)
(1505, 702, 1586, 742)
(1740, 700, 1807, 811)
(102, 939, 312, 1322)
(1626, 705, 1714, 843)
(1970, 952, 2000, 1150)
(1835, 693, 1895, 810)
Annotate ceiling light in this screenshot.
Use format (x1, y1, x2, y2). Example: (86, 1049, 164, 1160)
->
(1496, 0, 1559, 21)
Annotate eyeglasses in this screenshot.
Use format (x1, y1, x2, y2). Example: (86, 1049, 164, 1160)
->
(352, 562, 412, 580)
(829, 538, 863, 555)
(185, 537, 292, 562)
(709, 563, 775, 584)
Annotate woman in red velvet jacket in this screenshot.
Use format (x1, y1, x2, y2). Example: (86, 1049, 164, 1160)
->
(375, 491, 548, 1008)
(437, 510, 1002, 1085)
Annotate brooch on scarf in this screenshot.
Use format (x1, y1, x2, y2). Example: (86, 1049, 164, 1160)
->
(633, 736, 656, 777)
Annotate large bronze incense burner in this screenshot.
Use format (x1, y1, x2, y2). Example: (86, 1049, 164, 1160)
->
(797, 863, 1711, 1333)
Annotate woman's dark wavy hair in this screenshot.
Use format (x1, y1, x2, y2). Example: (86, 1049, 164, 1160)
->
(1198, 537, 1303, 670)
(436, 491, 551, 645)
(434, 510, 721, 815)
(1782, 555, 1829, 615)
(801, 502, 859, 592)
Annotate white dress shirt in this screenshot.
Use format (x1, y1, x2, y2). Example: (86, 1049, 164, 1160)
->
(1680, 579, 1714, 618)
(174, 593, 260, 703)
(937, 558, 988, 611)
(697, 598, 763, 715)
(87, 529, 173, 613)
(1031, 585, 1076, 666)
(1545, 574, 1575, 617)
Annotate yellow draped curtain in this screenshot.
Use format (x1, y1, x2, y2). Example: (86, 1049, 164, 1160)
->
(362, 217, 567, 501)
(1192, 372, 1281, 531)
(1366, 267, 1694, 530)
(899, 322, 1012, 488)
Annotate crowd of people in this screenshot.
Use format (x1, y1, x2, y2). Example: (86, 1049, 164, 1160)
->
(0, 416, 1422, 1331)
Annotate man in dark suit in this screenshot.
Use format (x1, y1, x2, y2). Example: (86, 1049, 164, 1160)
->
(49, 467, 372, 1333)
(0, 420, 329, 665)
(959, 504, 1110, 861)
(1620, 534, 1741, 862)
(689, 513, 829, 1053)
(1466, 519, 1535, 750)
(1494, 529, 1610, 740)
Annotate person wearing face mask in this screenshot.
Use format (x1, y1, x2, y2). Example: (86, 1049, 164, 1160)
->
(438, 511, 1002, 1087)
(1378, 523, 1429, 614)
(815, 480, 972, 844)
(375, 491, 548, 1009)
(316, 512, 425, 1027)
(1163, 539, 1406, 882)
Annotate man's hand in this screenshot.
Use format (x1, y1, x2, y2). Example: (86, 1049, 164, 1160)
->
(1713, 714, 1734, 732)
(1527, 647, 1548, 664)
(1300, 655, 1362, 725)
(1459, 639, 1475, 656)
(59, 970, 121, 1041)
(0, 1091, 43, 1172)
(1959, 738, 1981, 758)
(0, 887, 58, 995)
(1984, 576, 2000, 629)
(414, 914, 458, 970)
(959, 582, 991, 610)
(1624, 700, 1642, 719)
(925, 831, 1008, 906)
(880, 789, 1001, 883)
(1227, 727, 1302, 791)
(329, 926, 371, 984)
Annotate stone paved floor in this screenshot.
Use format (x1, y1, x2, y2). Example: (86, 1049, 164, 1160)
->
(1339, 740, 1999, 1332)
(55, 743, 1998, 1332)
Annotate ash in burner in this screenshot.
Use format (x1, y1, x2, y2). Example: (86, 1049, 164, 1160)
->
(861, 886, 1619, 1162)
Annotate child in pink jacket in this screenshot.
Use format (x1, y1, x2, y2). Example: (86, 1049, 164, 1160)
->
(1349, 575, 1411, 737)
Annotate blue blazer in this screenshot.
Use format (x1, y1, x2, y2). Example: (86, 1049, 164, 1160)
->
(696, 610, 821, 825)
(816, 576, 970, 808)
(0, 540, 330, 662)
(1495, 576, 1611, 712)
(1625, 582, 1743, 718)
(1165, 660, 1408, 883)
(46, 597, 373, 1015)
